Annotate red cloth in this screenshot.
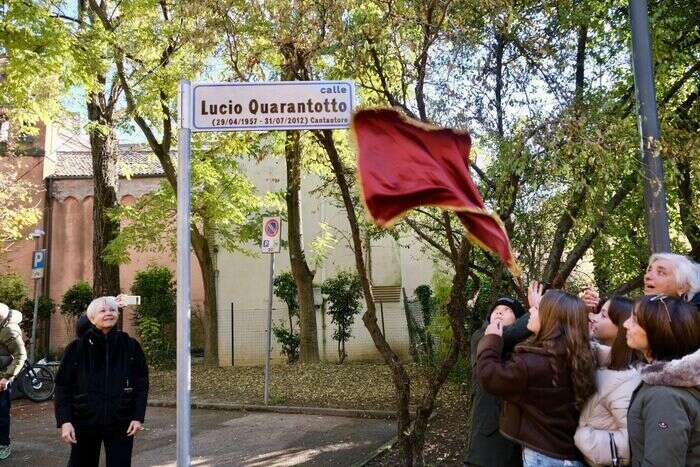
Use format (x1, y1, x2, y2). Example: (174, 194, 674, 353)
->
(353, 108, 520, 276)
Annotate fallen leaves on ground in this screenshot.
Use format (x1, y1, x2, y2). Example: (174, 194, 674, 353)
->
(150, 362, 471, 464)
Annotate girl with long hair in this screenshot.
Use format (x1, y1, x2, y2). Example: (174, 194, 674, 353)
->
(575, 296, 639, 466)
(476, 283, 596, 467)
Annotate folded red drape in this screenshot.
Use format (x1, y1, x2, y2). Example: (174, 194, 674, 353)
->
(353, 108, 520, 276)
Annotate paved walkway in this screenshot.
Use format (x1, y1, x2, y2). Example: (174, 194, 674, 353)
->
(6, 401, 395, 466)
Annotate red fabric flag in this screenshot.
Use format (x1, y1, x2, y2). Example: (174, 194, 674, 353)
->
(353, 108, 520, 276)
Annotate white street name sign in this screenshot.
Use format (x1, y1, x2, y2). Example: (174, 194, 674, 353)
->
(191, 81, 354, 132)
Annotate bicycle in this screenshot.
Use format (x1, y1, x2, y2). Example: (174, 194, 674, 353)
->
(16, 361, 55, 402)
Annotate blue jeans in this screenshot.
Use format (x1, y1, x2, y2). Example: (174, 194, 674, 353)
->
(522, 448, 584, 467)
(0, 384, 10, 446)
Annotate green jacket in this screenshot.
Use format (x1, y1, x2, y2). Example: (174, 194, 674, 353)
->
(628, 350, 700, 467)
(0, 309, 27, 380)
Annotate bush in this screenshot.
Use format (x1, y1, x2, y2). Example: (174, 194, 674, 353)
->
(321, 271, 362, 364)
(272, 323, 300, 363)
(425, 312, 470, 382)
(131, 265, 176, 366)
(60, 281, 93, 318)
(413, 284, 436, 363)
(272, 272, 300, 363)
(0, 273, 28, 310)
(20, 295, 55, 352)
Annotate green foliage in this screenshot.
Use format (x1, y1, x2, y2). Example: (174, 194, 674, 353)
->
(425, 312, 469, 382)
(412, 284, 436, 363)
(20, 295, 55, 338)
(137, 315, 174, 368)
(272, 271, 301, 363)
(272, 323, 300, 364)
(414, 285, 435, 327)
(431, 270, 453, 311)
(321, 271, 363, 364)
(273, 272, 298, 319)
(0, 273, 28, 310)
(0, 165, 42, 247)
(60, 281, 93, 318)
(131, 265, 176, 366)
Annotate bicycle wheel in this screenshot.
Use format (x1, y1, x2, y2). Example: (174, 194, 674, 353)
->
(19, 364, 55, 402)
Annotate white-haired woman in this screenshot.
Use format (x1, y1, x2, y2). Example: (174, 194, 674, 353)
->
(644, 253, 700, 309)
(54, 296, 148, 467)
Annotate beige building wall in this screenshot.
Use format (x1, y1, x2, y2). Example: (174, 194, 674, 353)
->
(216, 157, 435, 366)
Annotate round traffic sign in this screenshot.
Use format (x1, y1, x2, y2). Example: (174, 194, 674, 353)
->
(264, 218, 280, 237)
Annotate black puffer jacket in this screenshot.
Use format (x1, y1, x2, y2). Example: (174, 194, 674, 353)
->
(464, 312, 532, 467)
(54, 327, 149, 429)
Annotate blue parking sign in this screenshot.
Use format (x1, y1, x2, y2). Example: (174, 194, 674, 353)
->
(31, 249, 47, 279)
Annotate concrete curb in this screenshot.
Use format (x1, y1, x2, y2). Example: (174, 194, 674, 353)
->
(352, 432, 398, 467)
(351, 411, 439, 466)
(147, 399, 398, 420)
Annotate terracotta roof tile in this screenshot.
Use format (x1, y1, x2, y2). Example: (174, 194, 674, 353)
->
(53, 144, 167, 178)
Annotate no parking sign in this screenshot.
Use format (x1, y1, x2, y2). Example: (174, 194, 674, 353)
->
(261, 217, 281, 254)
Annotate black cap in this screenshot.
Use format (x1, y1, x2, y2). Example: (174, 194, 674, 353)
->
(489, 297, 527, 320)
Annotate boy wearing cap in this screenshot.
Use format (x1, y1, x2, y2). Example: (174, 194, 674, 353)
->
(464, 297, 530, 467)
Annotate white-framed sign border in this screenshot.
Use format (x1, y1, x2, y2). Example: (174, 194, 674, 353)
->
(190, 80, 355, 132)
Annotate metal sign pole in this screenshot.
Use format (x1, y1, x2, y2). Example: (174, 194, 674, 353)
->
(629, 0, 670, 253)
(264, 252, 275, 405)
(30, 277, 40, 363)
(29, 243, 45, 364)
(176, 79, 192, 467)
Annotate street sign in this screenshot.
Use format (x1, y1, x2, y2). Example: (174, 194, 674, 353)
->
(31, 249, 47, 279)
(191, 81, 355, 132)
(177, 79, 353, 466)
(261, 217, 282, 254)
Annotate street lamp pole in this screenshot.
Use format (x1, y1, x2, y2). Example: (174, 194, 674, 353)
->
(629, 0, 671, 254)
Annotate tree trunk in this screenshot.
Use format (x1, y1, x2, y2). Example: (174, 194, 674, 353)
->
(87, 91, 120, 297)
(191, 226, 219, 366)
(410, 240, 471, 465)
(317, 130, 413, 464)
(285, 131, 319, 363)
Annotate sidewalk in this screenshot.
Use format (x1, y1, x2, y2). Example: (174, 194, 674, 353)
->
(7, 401, 395, 466)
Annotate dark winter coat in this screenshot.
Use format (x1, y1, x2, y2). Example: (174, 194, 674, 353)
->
(690, 292, 700, 312)
(464, 313, 531, 467)
(54, 327, 149, 429)
(628, 349, 700, 466)
(476, 334, 583, 461)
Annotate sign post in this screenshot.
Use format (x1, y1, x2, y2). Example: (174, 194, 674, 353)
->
(176, 80, 192, 467)
(30, 248, 46, 363)
(261, 216, 281, 405)
(176, 80, 353, 466)
(629, 0, 670, 253)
